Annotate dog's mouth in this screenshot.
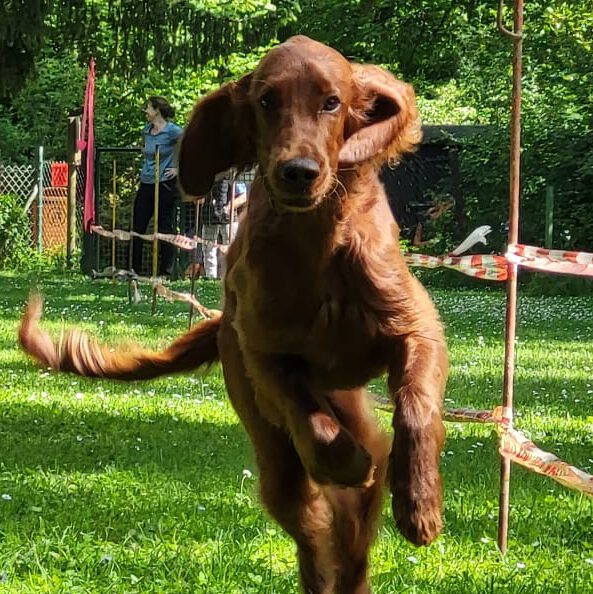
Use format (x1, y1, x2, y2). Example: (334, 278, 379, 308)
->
(265, 175, 337, 214)
(278, 195, 322, 213)
(263, 177, 328, 213)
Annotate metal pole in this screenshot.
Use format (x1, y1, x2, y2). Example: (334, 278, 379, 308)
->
(188, 198, 201, 329)
(111, 159, 117, 273)
(37, 146, 44, 253)
(94, 152, 101, 273)
(497, 0, 524, 555)
(128, 198, 135, 304)
(66, 116, 81, 268)
(545, 185, 554, 249)
(151, 146, 160, 314)
(229, 169, 236, 242)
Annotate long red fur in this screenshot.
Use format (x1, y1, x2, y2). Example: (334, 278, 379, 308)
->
(18, 293, 220, 380)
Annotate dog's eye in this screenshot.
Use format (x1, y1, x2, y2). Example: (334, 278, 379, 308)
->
(259, 92, 276, 110)
(322, 96, 341, 113)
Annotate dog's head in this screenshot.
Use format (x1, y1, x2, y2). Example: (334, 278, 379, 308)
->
(179, 36, 420, 213)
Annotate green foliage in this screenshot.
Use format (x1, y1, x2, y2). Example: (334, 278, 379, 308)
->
(0, 0, 297, 101)
(416, 81, 479, 125)
(295, 1, 500, 86)
(0, 106, 29, 163)
(0, 52, 87, 162)
(94, 46, 274, 149)
(46, 0, 296, 82)
(0, 1, 50, 97)
(0, 194, 34, 269)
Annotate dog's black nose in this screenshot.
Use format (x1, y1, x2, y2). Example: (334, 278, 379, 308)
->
(278, 158, 320, 191)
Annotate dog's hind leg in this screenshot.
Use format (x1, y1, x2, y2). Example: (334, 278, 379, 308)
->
(239, 351, 375, 489)
(259, 436, 338, 594)
(325, 389, 391, 594)
(218, 320, 337, 593)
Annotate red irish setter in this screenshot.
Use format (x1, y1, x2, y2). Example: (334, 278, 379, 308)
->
(20, 36, 448, 594)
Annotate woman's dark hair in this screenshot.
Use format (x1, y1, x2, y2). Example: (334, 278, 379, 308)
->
(147, 95, 175, 120)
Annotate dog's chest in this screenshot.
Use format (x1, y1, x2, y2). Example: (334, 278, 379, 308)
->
(229, 252, 388, 386)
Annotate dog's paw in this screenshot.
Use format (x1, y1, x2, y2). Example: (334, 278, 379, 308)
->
(389, 412, 446, 545)
(313, 439, 375, 488)
(391, 485, 443, 546)
(390, 458, 443, 546)
(307, 412, 374, 488)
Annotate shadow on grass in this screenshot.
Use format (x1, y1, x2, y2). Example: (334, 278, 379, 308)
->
(0, 400, 261, 542)
(2, 396, 592, 547)
(1, 401, 249, 481)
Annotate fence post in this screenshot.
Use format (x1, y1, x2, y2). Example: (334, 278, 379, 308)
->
(37, 146, 44, 253)
(67, 116, 81, 268)
(545, 185, 554, 248)
(151, 145, 160, 314)
(497, 0, 524, 556)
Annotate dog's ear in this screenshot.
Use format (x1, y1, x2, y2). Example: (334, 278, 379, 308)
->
(179, 73, 256, 196)
(339, 65, 421, 168)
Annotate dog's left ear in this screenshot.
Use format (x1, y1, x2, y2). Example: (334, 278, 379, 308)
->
(339, 65, 421, 167)
(179, 73, 256, 196)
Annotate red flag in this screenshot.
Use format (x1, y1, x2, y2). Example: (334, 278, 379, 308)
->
(79, 58, 96, 231)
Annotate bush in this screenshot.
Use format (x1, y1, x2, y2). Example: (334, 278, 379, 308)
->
(522, 272, 593, 297)
(0, 194, 35, 269)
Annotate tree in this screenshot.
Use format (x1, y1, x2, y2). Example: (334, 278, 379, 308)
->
(0, 1, 52, 97)
(0, 0, 299, 98)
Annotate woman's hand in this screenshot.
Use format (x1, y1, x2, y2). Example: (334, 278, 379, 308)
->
(164, 167, 178, 179)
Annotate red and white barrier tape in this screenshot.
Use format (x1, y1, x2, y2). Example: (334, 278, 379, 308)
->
(372, 399, 591, 495)
(91, 267, 221, 320)
(152, 283, 221, 320)
(506, 243, 593, 278)
(446, 406, 593, 496)
(403, 253, 508, 281)
(91, 225, 230, 254)
(405, 226, 593, 281)
(443, 406, 511, 425)
(405, 225, 508, 280)
(94, 225, 593, 280)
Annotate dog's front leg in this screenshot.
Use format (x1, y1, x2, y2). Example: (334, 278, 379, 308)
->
(244, 352, 375, 488)
(388, 328, 448, 546)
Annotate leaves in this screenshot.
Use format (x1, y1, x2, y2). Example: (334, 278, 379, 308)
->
(0, 0, 297, 97)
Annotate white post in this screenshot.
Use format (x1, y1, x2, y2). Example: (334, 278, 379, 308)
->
(37, 146, 44, 253)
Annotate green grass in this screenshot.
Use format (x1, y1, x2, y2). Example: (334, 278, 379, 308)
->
(1, 271, 592, 593)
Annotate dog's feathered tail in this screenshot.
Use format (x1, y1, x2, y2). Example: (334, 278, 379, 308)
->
(18, 293, 220, 380)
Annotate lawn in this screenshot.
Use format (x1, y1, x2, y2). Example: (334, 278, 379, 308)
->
(0, 271, 592, 593)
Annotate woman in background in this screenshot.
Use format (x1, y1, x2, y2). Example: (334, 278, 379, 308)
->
(131, 95, 183, 277)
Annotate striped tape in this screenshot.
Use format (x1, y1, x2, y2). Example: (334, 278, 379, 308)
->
(404, 253, 508, 281)
(91, 267, 221, 320)
(507, 243, 593, 277)
(91, 225, 230, 254)
(446, 406, 593, 496)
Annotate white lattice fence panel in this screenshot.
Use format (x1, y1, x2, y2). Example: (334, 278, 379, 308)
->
(0, 164, 36, 202)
